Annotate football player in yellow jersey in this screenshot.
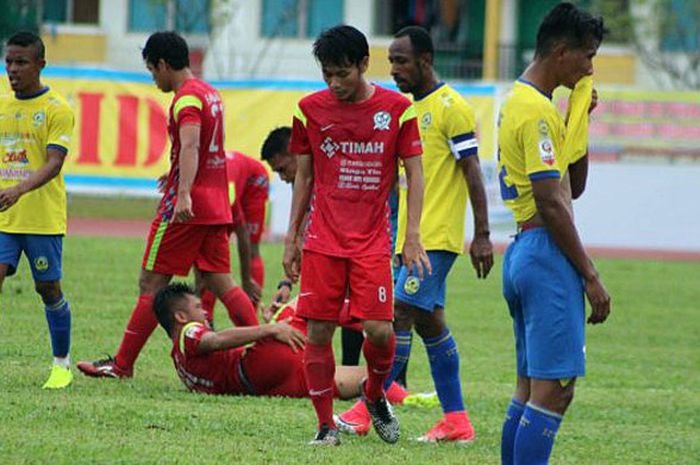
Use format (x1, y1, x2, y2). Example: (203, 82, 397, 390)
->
(336, 26, 493, 443)
(497, 4, 611, 465)
(0, 32, 75, 389)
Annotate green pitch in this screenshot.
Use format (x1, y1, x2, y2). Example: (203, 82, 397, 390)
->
(1, 237, 698, 465)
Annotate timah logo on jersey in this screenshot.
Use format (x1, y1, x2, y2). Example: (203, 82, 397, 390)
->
(539, 139, 555, 166)
(373, 111, 391, 131)
(321, 137, 386, 157)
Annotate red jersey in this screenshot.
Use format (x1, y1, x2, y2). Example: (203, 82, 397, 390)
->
(290, 86, 421, 257)
(225, 150, 270, 235)
(158, 79, 232, 225)
(171, 322, 245, 395)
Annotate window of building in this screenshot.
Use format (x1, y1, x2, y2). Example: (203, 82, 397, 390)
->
(43, 0, 100, 24)
(128, 0, 210, 34)
(660, 0, 699, 52)
(261, 0, 344, 38)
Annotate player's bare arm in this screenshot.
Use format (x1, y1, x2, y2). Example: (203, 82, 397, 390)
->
(234, 221, 261, 305)
(197, 317, 305, 354)
(532, 178, 611, 324)
(458, 155, 494, 279)
(568, 154, 589, 199)
(174, 123, 200, 223)
(283, 154, 313, 282)
(401, 155, 432, 280)
(0, 148, 66, 212)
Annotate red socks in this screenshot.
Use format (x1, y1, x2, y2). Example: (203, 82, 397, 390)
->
(250, 255, 265, 289)
(221, 287, 258, 327)
(200, 288, 217, 322)
(304, 342, 336, 429)
(362, 333, 396, 403)
(114, 294, 156, 370)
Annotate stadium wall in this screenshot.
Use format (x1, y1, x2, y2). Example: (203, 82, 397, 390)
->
(12, 67, 699, 253)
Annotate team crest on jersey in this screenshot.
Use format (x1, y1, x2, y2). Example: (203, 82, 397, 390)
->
(320, 137, 340, 158)
(32, 111, 46, 127)
(404, 276, 421, 295)
(539, 139, 555, 165)
(373, 111, 391, 131)
(185, 324, 201, 339)
(34, 256, 49, 272)
(538, 119, 549, 137)
(421, 112, 432, 130)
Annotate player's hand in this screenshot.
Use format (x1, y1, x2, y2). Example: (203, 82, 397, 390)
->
(584, 274, 610, 324)
(242, 278, 262, 306)
(588, 88, 598, 114)
(0, 186, 22, 212)
(469, 233, 494, 279)
(271, 318, 306, 352)
(401, 234, 432, 280)
(263, 285, 292, 323)
(156, 173, 168, 193)
(282, 239, 301, 283)
(173, 193, 194, 223)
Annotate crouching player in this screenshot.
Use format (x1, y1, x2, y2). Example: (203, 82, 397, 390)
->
(155, 283, 408, 402)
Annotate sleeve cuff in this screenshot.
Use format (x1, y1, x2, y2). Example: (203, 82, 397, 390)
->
(47, 144, 68, 155)
(528, 171, 560, 181)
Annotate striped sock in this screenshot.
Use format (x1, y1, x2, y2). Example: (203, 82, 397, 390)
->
(514, 403, 563, 465)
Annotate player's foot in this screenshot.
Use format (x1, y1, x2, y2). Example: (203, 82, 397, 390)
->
(365, 396, 400, 444)
(308, 424, 341, 446)
(76, 356, 133, 379)
(42, 365, 73, 389)
(403, 391, 440, 409)
(416, 417, 475, 443)
(334, 399, 371, 436)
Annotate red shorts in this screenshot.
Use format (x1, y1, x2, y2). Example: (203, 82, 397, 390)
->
(242, 339, 307, 398)
(142, 220, 230, 276)
(297, 250, 393, 322)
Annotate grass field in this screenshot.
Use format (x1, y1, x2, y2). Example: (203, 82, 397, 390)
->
(1, 233, 699, 464)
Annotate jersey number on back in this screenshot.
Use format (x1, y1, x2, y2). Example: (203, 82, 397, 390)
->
(209, 102, 222, 153)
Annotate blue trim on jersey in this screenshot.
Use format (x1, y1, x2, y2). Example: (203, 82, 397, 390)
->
(15, 86, 50, 100)
(450, 132, 475, 144)
(528, 171, 560, 180)
(456, 147, 478, 159)
(414, 82, 446, 101)
(41, 67, 498, 95)
(47, 144, 68, 154)
(517, 79, 552, 100)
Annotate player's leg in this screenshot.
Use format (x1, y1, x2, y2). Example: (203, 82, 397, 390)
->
(384, 299, 414, 390)
(192, 266, 216, 325)
(244, 181, 267, 288)
(0, 232, 22, 293)
(197, 225, 258, 327)
(297, 250, 346, 445)
(23, 234, 73, 389)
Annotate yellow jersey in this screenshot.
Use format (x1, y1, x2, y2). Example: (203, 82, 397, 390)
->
(396, 83, 478, 254)
(497, 80, 566, 223)
(0, 87, 74, 234)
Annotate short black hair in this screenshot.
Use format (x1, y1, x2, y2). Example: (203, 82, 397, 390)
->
(153, 282, 195, 335)
(394, 26, 434, 58)
(535, 2, 607, 57)
(142, 31, 189, 70)
(7, 31, 45, 60)
(261, 126, 292, 161)
(313, 24, 369, 68)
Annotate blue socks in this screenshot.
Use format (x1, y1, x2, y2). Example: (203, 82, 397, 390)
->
(423, 328, 464, 413)
(501, 398, 526, 465)
(383, 329, 413, 390)
(44, 295, 71, 358)
(513, 403, 562, 465)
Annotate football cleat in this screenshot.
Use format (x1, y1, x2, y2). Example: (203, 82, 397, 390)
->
(42, 365, 73, 389)
(334, 399, 371, 436)
(76, 356, 133, 379)
(308, 424, 341, 446)
(416, 418, 475, 443)
(365, 396, 400, 444)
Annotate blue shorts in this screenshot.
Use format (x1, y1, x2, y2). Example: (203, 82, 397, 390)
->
(0, 233, 63, 282)
(394, 250, 457, 312)
(502, 228, 585, 380)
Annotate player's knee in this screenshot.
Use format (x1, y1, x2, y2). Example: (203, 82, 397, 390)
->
(393, 303, 414, 331)
(414, 309, 445, 339)
(558, 381, 576, 410)
(307, 320, 336, 345)
(363, 320, 393, 345)
(35, 281, 62, 304)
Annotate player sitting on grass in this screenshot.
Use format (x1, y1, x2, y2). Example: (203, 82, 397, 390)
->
(154, 282, 409, 402)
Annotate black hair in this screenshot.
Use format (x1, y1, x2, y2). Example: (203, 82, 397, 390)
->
(312, 24, 369, 68)
(142, 31, 189, 70)
(394, 25, 434, 58)
(7, 30, 45, 60)
(261, 126, 292, 161)
(535, 2, 607, 57)
(153, 282, 195, 335)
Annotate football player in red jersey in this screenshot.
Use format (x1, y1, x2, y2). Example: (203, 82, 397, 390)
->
(77, 32, 258, 380)
(155, 283, 408, 406)
(284, 25, 430, 445)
